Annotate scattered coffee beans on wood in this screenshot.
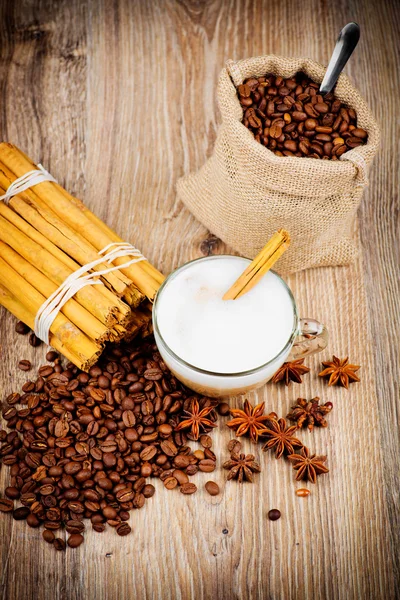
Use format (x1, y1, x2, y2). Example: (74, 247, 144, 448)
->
(0, 336, 218, 551)
(238, 72, 368, 159)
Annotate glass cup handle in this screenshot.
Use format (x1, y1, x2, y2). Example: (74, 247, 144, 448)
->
(288, 318, 328, 361)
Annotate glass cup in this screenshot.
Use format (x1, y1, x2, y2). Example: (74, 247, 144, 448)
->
(153, 255, 328, 398)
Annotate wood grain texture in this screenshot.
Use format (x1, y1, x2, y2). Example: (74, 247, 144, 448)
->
(0, 1, 398, 599)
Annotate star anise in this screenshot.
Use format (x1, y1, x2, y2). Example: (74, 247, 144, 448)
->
(286, 397, 333, 431)
(319, 356, 360, 388)
(226, 400, 276, 442)
(175, 399, 217, 440)
(223, 452, 261, 483)
(261, 417, 303, 458)
(288, 446, 329, 483)
(271, 359, 310, 385)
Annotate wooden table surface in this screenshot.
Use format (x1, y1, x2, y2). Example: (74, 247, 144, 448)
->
(0, 1, 398, 599)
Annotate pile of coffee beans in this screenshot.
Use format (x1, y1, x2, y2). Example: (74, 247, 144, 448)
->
(0, 336, 218, 550)
(238, 72, 368, 159)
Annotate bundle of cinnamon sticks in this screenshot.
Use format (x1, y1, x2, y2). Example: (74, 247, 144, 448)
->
(0, 143, 165, 370)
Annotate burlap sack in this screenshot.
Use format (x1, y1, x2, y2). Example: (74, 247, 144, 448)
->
(177, 55, 380, 273)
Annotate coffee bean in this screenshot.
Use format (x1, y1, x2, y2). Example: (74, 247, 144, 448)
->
(160, 439, 178, 457)
(199, 459, 216, 473)
(199, 434, 212, 448)
(352, 127, 367, 139)
(29, 333, 42, 347)
(0, 498, 14, 512)
(27, 513, 40, 528)
(46, 350, 59, 362)
(15, 320, 30, 335)
(217, 402, 230, 416)
(43, 529, 55, 543)
(186, 464, 198, 476)
(268, 509, 281, 521)
(173, 454, 190, 469)
(173, 470, 189, 485)
(53, 538, 66, 551)
(5, 486, 20, 500)
(13, 507, 30, 520)
(116, 522, 131, 536)
(143, 368, 163, 381)
(205, 481, 220, 496)
(228, 439, 242, 453)
(142, 484, 155, 498)
(163, 476, 178, 490)
(65, 519, 85, 533)
(67, 533, 84, 548)
(180, 483, 197, 495)
(18, 359, 31, 372)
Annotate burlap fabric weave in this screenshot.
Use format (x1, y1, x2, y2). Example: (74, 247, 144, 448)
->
(177, 55, 380, 273)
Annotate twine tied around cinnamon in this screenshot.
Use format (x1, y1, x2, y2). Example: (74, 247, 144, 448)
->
(0, 166, 145, 344)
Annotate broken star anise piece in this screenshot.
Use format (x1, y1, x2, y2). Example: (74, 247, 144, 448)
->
(261, 417, 303, 458)
(271, 359, 310, 385)
(288, 446, 329, 483)
(319, 355, 360, 389)
(287, 397, 333, 431)
(223, 452, 261, 483)
(175, 398, 217, 440)
(226, 399, 276, 443)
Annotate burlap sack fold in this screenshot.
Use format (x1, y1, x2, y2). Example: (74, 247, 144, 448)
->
(177, 55, 380, 273)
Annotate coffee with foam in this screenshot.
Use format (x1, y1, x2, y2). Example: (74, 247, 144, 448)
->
(155, 256, 295, 374)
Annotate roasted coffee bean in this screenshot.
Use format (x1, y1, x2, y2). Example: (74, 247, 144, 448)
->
(172, 470, 189, 485)
(198, 459, 216, 473)
(217, 402, 230, 416)
(163, 476, 178, 490)
(67, 533, 84, 548)
(205, 481, 220, 496)
(228, 439, 242, 453)
(142, 484, 155, 498)
(18, 359, 32, 372)
(0, 498, 14, 512)
(186, 464, 198, 476)
(53, 538, 66, 551)
(173, 454, 190, 469)
(180, 482, 197, 495)
(29, 333, 42, 347)
(268, 509, 281, 521)
(15, 320, 30, 335)
(199, 434, 212, 449)
(160, 439, 178, 456)
(46, 350, 59, 362)
(5, 486, 20, 500)
(43, 529, 55, 543)
(65, 519, 85, 533)
(204, 448, 216, 461)
(238, 73, 367, 158)
(27, 513, 41, 528)
(13, 506, 30, 520)
(116, 522, 131, 536)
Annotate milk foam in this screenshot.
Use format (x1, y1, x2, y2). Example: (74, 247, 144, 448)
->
(155, 256, 295, 373)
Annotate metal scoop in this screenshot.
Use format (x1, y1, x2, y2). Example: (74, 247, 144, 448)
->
(319, 22, 360, 94)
